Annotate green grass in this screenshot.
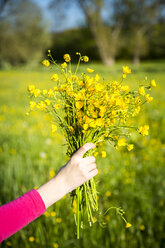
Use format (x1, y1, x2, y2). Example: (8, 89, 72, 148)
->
(0, 61, 165, 248)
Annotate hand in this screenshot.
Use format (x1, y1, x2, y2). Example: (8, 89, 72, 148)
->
(56, 142, 98, 194)
(37, 143, 98, 208)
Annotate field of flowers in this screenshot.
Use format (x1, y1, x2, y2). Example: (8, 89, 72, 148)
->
(0, 61, 165, 248)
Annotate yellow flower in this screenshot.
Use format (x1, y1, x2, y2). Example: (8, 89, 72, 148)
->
(132, 106, 140, 116)
(122, 74, 126, 79)
(127, 144, 134, 151)
(49, 170, 55, 179)
(43, 89, 47, 95)
(52, 124, 57, 133)
(83, 123, 88, 130)
(53, 243, 59, 248)
(45, 99, 50, 106)
(95, 83, 104, 91)
(72, 75, 79, 81)
(48, 89, 54, 97)
(83, 56, 89, 62)
(78, 80, 84, 86)
(145, 94, 153, 103)
(30, 101, 36, 110)
(96, 118, 104, 126)
(64, 54, 71, 62)
(122, 66, 131, 74)
(92, 217, 97, 223)
(86, 68, 94, 73)
(29, 236, 35, 242)
(105, 191, 111, 197)
(121, 85, 130, 92)
(33, 89, 41, 97)
(101, 151, 106, 158)
(42, 59, 50, 67)
(61, 62, 67, 68)
(27, 84, 35, 94)
(126, 222, 132, 228)
(138, 87, 145, 96)
(54, 104, 61, 109)
(51, 74, 59, 82)
(140, 224, 145, 231)
(139, 125, 149, 136)
(51, 211, 56, 217)
(94, 74, 100, 82)
(117, 138, 126, 147)
(76, 101, 84, 109)
(37, 101, 46, 111)
(56, 217, 62, 223)
(150, 79, 156, 87)
(69, 126, 74, 133)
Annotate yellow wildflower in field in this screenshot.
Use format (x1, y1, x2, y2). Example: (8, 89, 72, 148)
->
(150, 79, 156, 87)
(140, 224, 145, 231)
(42, 59, 50, 67)
(127, 144, 134, 151)
(122, 66, 131, 74)
(49, 170, 55, 179)
(51, 211, 56, 217)
(76, 101, 83, 109)
(29, 236, 35, 242)
(64, 54, 71, 62)
(132, 106, 140, 116)
(37, 101, 46, 111)
(51, 74, 59, 82)
(56, 217, 62, 223)
(45, 99, 51, 106)
(61, 62, 67, 68)
(52, 124, 57, 133)
(145, 94, 153, 103)
(101, 151, 106, 158)
(83, 123, 88, 130)
(94, 74, 100, 82)
(53, 243, 59, 248)
(54, 104, 61, 109)
(28, 84, 35, 93)
(30, 101, 36, 110)
(105, 191, 111, 197)
(126, 222, 132, 228)
(87, 68, 94, 73)
(117, 138, 126, 147)
(83, 56, 89, 62)
(139, 125, 149, 136)
(138, 87, 145, 96)
(33, 89, 41, 97)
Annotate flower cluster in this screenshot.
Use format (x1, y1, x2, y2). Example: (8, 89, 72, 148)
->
(27, 51, 156, 238)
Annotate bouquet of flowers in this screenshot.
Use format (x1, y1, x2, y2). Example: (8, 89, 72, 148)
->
(27, 51, 156, 238)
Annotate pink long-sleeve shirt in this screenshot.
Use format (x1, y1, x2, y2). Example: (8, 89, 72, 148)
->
(0, 189, 46, 243)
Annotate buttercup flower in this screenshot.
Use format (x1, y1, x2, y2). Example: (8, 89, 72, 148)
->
(139, 125, 149, 136)
(51, 74, 59, 82)
(42, 59, 50, 67)
(87, 68, 94, 73)
(64, 54, 71, 62)
(122, 66, 131, 74)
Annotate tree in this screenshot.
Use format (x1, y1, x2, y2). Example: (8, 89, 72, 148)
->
(50, 0, 121, 65)
(114, 0, 163, 64)
(0, 0, 51, 66)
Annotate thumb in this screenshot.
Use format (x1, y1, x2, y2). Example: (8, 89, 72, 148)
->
(73, 143, 95, 159)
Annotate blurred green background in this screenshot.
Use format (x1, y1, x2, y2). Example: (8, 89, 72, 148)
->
(0, 0, 165, 248)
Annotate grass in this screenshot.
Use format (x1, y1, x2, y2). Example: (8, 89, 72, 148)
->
(0, 61, 165, 248)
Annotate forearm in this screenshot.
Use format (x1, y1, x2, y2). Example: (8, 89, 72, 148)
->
(36, 173, 68, 209)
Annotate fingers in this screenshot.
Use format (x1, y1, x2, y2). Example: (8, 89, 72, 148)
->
(88, 168, 98, 180)
(87, 162, 96, 172)
(82, 156, 96, 164)
(73, 143, 95, 158)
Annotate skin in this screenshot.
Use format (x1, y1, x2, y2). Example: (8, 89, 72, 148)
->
(37, 143, 98, 208)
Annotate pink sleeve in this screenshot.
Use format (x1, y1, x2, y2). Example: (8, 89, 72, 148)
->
(0, 189, 46, 243)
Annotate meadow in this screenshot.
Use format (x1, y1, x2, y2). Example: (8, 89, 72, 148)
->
(0, 61, 165, 248)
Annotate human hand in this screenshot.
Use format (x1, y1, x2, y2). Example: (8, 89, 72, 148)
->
(56, 143, 98, 194)
(37, 143, 98, 208)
